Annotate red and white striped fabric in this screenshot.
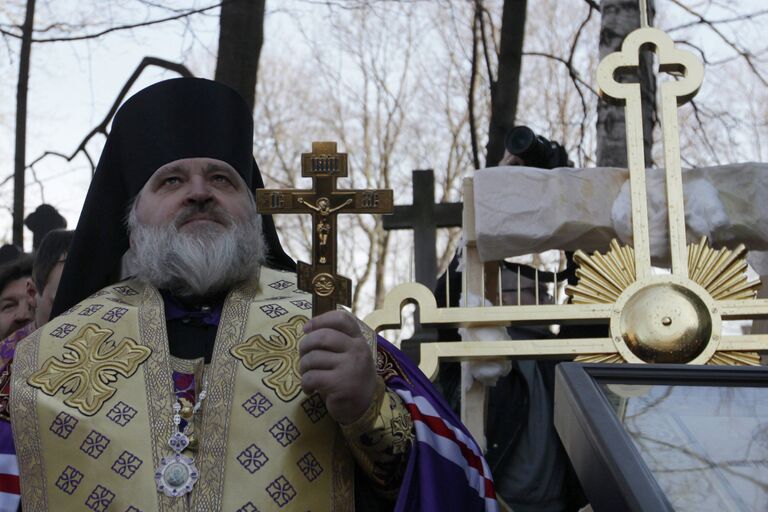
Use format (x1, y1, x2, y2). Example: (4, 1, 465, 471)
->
(0, 452, 20, 512)
(395, 388, 498, 511)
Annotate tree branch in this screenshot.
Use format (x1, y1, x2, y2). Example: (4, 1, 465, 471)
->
(468, 2, 481, 170)
(523, 51, 599, 96)
(0, 2, 225, 43)
(24, 57, 193, 175)
(666, 8, 768, 32)
(667, 0, 768, 87)
(567, 5, 596, 165)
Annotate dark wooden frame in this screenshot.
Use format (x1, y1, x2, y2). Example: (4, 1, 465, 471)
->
(554, 362, 768, 512)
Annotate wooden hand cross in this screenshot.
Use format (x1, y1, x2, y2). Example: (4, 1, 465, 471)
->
(256, 142, 393, 316)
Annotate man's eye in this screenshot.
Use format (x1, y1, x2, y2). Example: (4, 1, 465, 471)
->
(212, 174, 232, 184)
(163, 176, 181, 186)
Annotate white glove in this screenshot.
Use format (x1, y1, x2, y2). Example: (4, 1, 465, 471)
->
(458, 292, 512, 388)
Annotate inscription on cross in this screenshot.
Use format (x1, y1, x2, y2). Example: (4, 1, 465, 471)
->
(256, 142, 393, 316)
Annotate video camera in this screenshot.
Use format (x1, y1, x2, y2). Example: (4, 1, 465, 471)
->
(504, 126, 572, 169)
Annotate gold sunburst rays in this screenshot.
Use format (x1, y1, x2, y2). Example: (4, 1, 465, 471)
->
(567, 240, 636, 304)
(574, 353, 624, 364)
(566, 237, 761, 305)
(688, 237, 762, 300)
(565, 237, 762, 366)
(707, 351, 761, 366)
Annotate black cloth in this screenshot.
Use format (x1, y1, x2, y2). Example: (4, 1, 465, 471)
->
(0, 245, 22, 267)
(52, 78, 294, 317)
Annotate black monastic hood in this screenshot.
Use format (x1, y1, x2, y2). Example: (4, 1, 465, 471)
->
(51, 77, 294, 317)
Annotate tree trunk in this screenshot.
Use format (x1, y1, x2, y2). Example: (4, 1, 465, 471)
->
(214, 0, 266, 113)
(485, 0, 527, 167)
(13, 0, 36, 247)
(596, 0, 656, 168)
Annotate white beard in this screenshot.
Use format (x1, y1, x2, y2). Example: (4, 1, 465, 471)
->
(126, 203, 265, 298)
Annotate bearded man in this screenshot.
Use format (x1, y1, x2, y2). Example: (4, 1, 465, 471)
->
(10, 78, 496, 512)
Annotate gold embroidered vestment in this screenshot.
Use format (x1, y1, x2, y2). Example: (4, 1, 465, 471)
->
(11, 267, 412, 511)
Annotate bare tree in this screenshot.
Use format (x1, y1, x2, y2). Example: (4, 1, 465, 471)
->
(483, 0, 527, 168)
(12, 0, 35, 246)
(215, 0, 265, 113)
(596, 0, 656, 168)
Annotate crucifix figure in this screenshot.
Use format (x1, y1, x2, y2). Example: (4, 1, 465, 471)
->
(256, 141, 393, 316)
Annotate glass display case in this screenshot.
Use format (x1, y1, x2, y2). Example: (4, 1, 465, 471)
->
(554, 363, 768, 511)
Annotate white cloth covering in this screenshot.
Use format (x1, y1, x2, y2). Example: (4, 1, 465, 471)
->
(473, 163, 768, 273)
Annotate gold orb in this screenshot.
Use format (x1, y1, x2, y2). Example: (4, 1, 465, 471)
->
(620, 283, 711, 363)
(180, 405, 194, 419)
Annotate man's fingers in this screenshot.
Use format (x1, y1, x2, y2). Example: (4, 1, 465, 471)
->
(299, 350, 341, 374)
(304, 310, 361, 338)
(300, 369, 330, 397)
(299, 328, 351, 356)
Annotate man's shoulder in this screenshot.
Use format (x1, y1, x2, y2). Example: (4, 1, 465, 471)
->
(37, 279, 147, 336)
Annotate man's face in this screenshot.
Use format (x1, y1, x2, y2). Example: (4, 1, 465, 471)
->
(34, 260, 65, 327)
(0, 276, 34, 338)
(133, 157, 252, 229)
(128, 157, 264, 298)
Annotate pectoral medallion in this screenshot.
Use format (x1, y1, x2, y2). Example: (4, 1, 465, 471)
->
(155, 432, 199, 497)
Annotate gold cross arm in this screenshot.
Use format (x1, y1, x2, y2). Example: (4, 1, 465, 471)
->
(28, 324, 151, 415)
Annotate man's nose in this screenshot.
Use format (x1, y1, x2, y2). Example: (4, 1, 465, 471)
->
(184, 177, 214, 205)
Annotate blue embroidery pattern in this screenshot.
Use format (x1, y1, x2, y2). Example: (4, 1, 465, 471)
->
(268, 280, 292, 290)
(85, 485, 115, 512)
(236, 503, 259, 512)
(298, 452, 323, 482)
(101, 307, 128, 323)
(106, 401, 137, 426)
(269, 417, 300, 447)
(260, 304, 288, 319)
(237, 444, 269, 474)
(113, 285, 138, 296)
(266, 476, 296, 507)
(290, 299, 312, 310)
(112, 450, 143, 479)
(50, 411, 78, 439)
(301, 394, 327, 423)
(79, 304, 104, 316)
(80, 430, 110, 459)
(242, 392, 273, 419)
(50, 323, 76, 338)
(55, 465, 83, 495)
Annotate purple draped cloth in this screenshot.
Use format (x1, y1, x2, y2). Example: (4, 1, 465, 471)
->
(377, 337, 498, 511)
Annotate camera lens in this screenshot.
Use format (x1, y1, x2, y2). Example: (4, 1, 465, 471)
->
(504, 126, 536, 154)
